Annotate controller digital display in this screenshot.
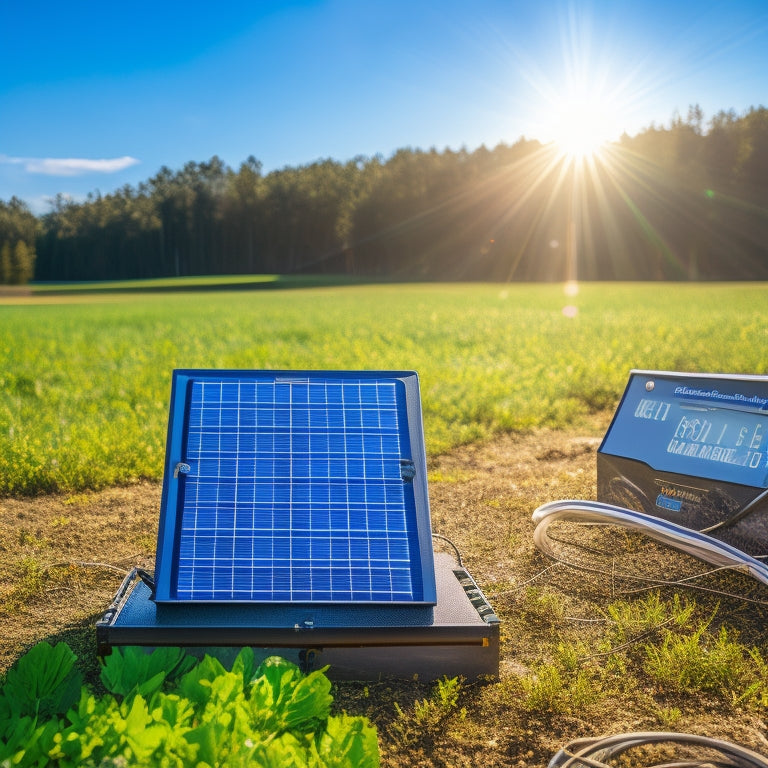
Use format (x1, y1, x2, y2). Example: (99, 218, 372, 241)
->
(601, 372, 768, 489)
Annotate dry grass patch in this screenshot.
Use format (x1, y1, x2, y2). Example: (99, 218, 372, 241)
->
(1, 418, 767, 766)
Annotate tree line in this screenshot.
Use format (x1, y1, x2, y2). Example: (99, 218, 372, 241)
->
(3, 104, 768, 284)
(0, 198, 37, 284)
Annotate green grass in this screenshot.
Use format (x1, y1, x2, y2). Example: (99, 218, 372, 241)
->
(504, 591, 768, 719)
(1, 280, 767, 496)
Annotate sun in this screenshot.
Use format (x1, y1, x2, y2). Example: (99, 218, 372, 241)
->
(548, 91, 615, 161)
(525, 9, 630, 163)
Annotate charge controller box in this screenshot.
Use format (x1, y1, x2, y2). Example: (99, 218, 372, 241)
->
(597, 370, 768, 556)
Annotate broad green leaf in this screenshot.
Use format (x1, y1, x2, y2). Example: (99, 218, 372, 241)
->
(99, 646, 195, 698)
(0, 715, 37, 765)
(119, 695, 166, 763)
(249, 731, 312, 768)
(315, 713, 380, 768)
(231, 646, 257, 685)
(248, 656, 333, 735)
(0, 641, 82, 721)
(281, 669, 333, 732)
(177, 654, 227, 706)
(185, 718, 230, 767)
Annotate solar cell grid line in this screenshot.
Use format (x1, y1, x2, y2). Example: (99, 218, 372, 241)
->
(286, 380, 294, 601)
(154, 370, 436, 605)
(338, 379, 354, 601)
(231, 380, 240, 599)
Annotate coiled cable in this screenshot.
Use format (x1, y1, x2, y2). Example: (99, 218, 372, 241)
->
(532, 500, 768, 588)
(548, 731, 768, 768)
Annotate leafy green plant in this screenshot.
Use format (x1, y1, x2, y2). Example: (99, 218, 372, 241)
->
(738, 647, 768, 707)
(315, 712, 381, 768)
(411, 676, 465, 727)
(99, 644, 196, 698)
(0, 643, 380, 768)
(248, 654, 334, 734)
(0, 642, 82, 722)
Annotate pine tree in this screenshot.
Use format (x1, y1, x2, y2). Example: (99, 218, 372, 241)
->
(0, 241, 11, 284)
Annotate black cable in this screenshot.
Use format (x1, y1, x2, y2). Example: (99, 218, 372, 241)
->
(534, 539, 768, 607)
(97, 567, 139, 626)
(431, 533, 463, 566)
(136, 568, 156, 592)
(548, 732, 768, 768)
(700, 487, 768, 535)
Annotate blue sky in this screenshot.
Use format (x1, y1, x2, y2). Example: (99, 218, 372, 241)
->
(1, 0, 766, 213)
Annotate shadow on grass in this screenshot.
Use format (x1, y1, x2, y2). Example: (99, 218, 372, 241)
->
(29, 273, 401, 295)
(40, 619, 106, 689)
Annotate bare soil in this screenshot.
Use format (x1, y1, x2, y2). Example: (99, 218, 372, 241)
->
(1, 416, 767, 766)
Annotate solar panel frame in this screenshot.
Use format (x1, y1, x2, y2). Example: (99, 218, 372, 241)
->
(153, 370, 437, 605)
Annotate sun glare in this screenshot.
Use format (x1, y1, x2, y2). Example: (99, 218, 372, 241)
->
(521, 7, 634, 164)
(549, 93, 615, 161)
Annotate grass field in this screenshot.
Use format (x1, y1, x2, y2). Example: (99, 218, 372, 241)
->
(2, 279, 768, 766)
(1, 280, 767, 496)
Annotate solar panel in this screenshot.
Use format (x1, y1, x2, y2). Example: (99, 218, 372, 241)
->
(153, 370, 436, 605)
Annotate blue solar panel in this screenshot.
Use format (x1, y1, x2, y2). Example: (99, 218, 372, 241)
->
(153, 371, 436, 604)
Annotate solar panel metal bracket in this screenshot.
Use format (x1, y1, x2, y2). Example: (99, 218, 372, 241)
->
(400, 458, 416, 482)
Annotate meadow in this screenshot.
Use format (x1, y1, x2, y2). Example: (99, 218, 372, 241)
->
(1, 280, 767, 496)
(2, 279, 768, 766)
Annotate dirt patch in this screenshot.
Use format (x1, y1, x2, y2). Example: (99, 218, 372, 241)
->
(1, 418, 767, 766)
(0, 286, 32, 298)
(0, 482, 160, 671)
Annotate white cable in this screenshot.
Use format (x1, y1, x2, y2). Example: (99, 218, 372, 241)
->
(548, 731, 768, 768)
(532, 500, 768, 588)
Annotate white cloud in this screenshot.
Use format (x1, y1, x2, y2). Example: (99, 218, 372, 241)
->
(0, 154, 140, 176)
